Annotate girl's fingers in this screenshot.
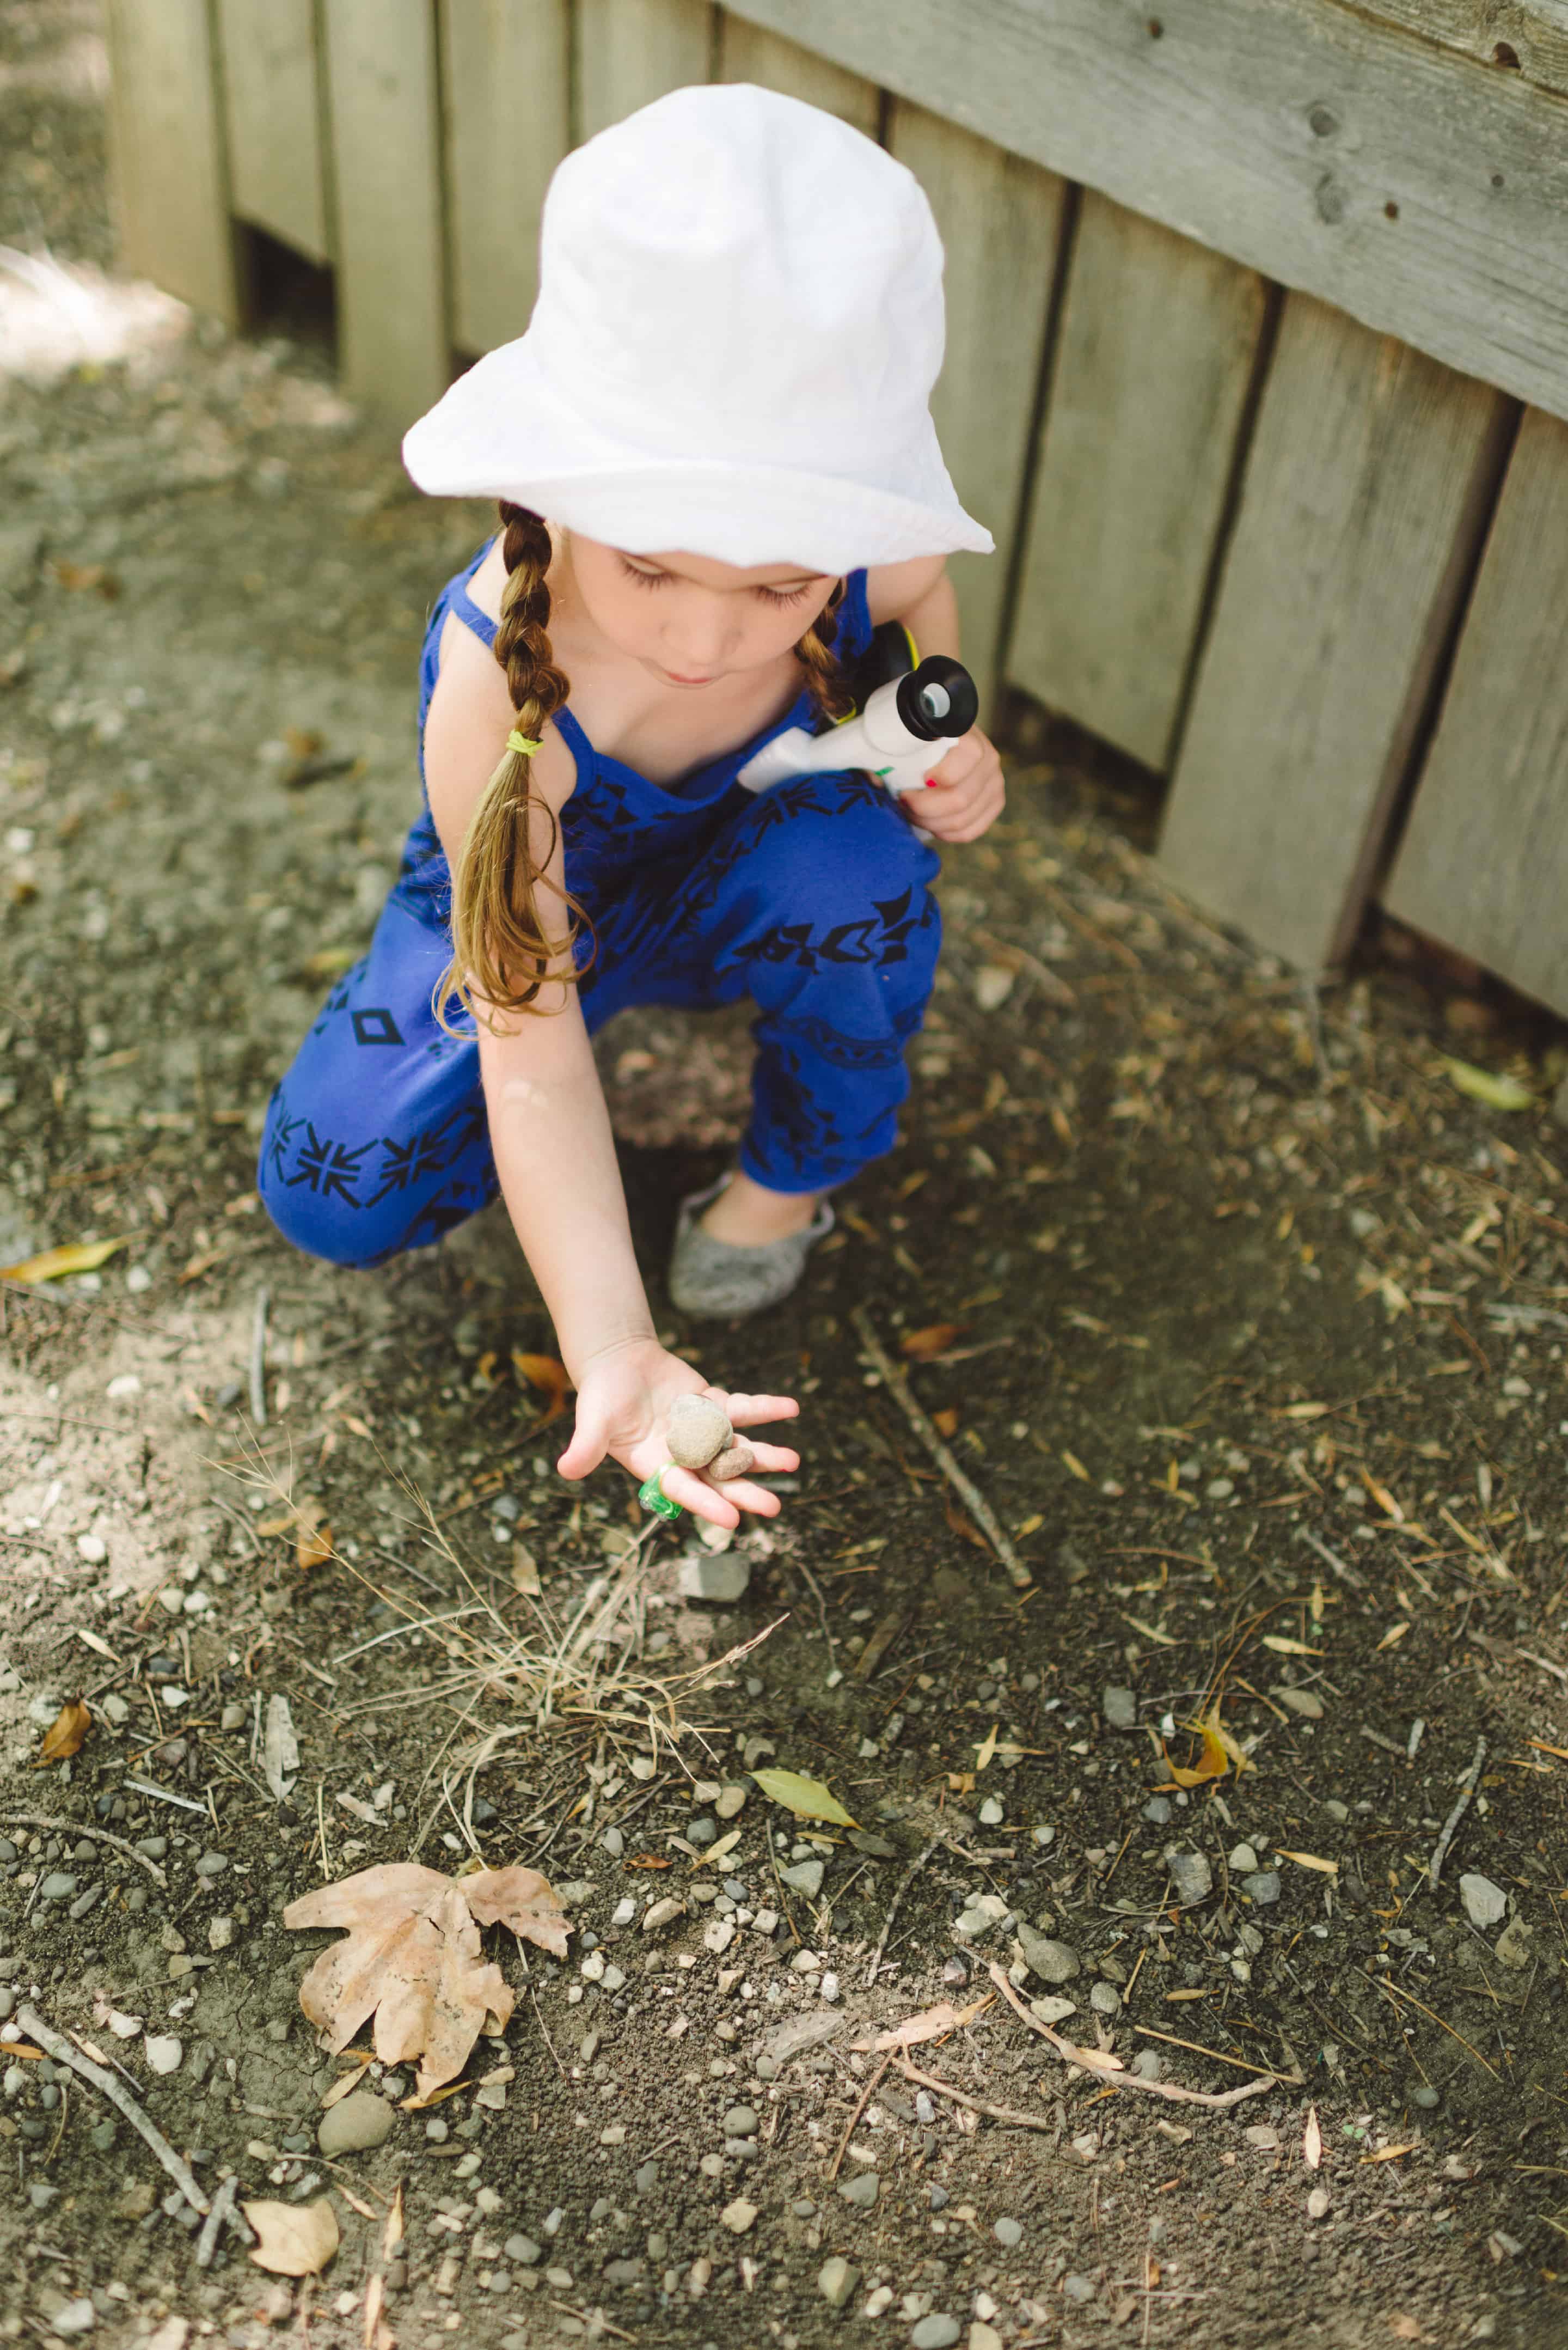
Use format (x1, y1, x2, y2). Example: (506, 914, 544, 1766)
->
(556, 1412, 609, 1481)
(656, 1464, 742, 1528)
(699, 1474, 782, 1517)
(714, 1391, 800, 1427)
(739, 1441, 799, 1474)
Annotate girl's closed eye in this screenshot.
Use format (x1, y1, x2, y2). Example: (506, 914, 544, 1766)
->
(617, 556, 815, 609)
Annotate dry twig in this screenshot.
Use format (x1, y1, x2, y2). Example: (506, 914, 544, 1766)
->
(987, 1966, 1278, 2110)
(898, 2054, 1056, 2134)
(17, 2005, 209, 2212)
(1426, 1736, 1487, 1892)
(0, 1813, 167, 1889)
(827, 2054, 889, 2182)
(249, 1286, 270, 1428)
(195, 2175, 250, 2266)
(850, 1309, 1030, 1589)
(865, 1834, 940, 1987)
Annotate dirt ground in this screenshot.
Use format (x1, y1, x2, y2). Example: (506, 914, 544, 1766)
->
(3, 8, 1568, 2348)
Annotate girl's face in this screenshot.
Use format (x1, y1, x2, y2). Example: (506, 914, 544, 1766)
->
(564, 533, 838, 691)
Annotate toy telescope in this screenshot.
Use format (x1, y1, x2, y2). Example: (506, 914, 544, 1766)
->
(737, 622, 978, 798)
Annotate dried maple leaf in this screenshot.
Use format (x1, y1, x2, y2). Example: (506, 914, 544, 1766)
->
(35, 1698, 90, 1763)
(242, 2196, 339, 2276)
(284, 1861, 568, 2096)
(510, 1350, 572, 1423)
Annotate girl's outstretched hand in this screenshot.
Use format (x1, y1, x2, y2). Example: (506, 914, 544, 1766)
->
(556, 1337, 799, 1528)
(912, 724, 1005, 844)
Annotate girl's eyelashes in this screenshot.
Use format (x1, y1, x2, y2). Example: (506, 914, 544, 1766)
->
(617, 558, 816, 608)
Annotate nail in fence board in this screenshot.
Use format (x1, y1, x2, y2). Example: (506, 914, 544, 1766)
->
(215, 0, 329, 266)
(1157, 294, 1509, 974)
(575, 0, 714, 141)
(887, 101, 1067, 713)
(718, 0, 1568, 428)
(1009, 194, 1267, 773)
(103, 0, 237, 322)
(321, 0, 449, 429)
(443, 0, 571, 357)
(715, 14, 879, 134)
(1384, 407, 1568, 1017)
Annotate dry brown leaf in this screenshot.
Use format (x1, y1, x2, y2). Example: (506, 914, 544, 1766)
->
(942, 1497, 990, 1554)
(52, 559, 119, 599)
(1, 1236, 132, 1285)
(1277, 1849, 1339, 1875)
(899, 1322, 964, 1362)
(1363, 2143, 1416, 2164)
(857, 1994, 991, 2052)
(1387, 2316, 1422, 2342)
(511, 1543, 541, 1597)
(511, 1350, 571, 1423)
(284, 1861, 569, 2096)
(284, 725, 324, 761)
(1303, 2104, 1322, 2170)
(1162, 1704, 1244, 1789)
(320, 2056, 373, 2110)
(35, 1698, 90, 1764)
(242, 2197, 339, 2276)
(381, 2181, 404, 2261)
(297, 1509, 334, 1573)
(930, 1406, 960, 1438)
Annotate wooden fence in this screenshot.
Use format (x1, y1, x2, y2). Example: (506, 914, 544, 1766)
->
(103, 0, 1568, 1017)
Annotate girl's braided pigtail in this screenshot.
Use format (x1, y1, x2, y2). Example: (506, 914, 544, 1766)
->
(794, 576, 853, 723)
(436, 501, 593, 1031)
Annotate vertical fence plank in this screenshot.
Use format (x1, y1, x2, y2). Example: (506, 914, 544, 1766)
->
(575, 0, 714, 141)
(442, 0, 571, 357)
(214, 0, 329, 265)
(1008, 194, 1267, 773)
(321, 0, 448, 428)
(103, 0, 237, 320)
(715, 13, 878, 133)
(1383, 407, 1568, 1015)
(886, 102, 1066, 710)
(1157, 295, 1509, 975)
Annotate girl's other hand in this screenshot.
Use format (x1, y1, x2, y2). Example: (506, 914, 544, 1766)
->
(912, 724, 1004, 844)
(556, 1337, 800, 1527)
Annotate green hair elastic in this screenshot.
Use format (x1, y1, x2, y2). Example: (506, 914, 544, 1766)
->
(638, 1464, 684, 1522)
(507, 730, 543, 758)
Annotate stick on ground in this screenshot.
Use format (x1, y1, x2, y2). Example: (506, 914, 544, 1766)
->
(1426, 1736, 1487, 1892)
(865, 1833, 940, 1988)
(850, 1309, 1031, 1589)
(0, 1813, 167, 1889)
(195, 2174, 250, 2266)
(249, 1285, 270, 1428)
(987, 1964, 1279, 2110)
(17, 2005, 209, 2212)
(898, 2053, 1056, 2134)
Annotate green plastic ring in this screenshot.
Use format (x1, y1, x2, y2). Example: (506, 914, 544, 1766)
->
(638, 1464, 684, 1522)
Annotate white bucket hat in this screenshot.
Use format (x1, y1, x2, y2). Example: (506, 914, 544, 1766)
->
(401, 82, 992, 575)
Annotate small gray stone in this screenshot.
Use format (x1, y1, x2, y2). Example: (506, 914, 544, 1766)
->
(69, 1886, 102, 1921)
(90, 2120, 117, 2151)
(849, 1830, 897, 1859)
(1412, 2084, 1440, 2110)
(603, 2259, 643, 2287)
(1063, 2274, 1095, 2305)
(667, 1394, 733, 1469)
(318, 2092, 394, 2158)
(220, 1702, 248, 1730)
(782, 1859, 823, 1899)
(39, 1873, 78, 1902)
(635, 2162, 659, 2195)
(1164, 1847, 1212, 1906)
(1227, 1844, 1260, 1875)
(1241, 1871, 1280, 1906)
(910, 2318, 961, 2349)
(678, 1549, 754, 1604)
(143, 2035, 182, 2076)
(1088, 1981, 1120, 2015)
(1460, 1873, 1506, 1931)
(1141, 1797, 1172, 1826)
(722, 2105, 758, 2138)
(52, 2299, 95, 2336)
(1273, 1686, 1324, 1719)
(818, 2255, 859, 2309)
(601, 1826, 624, 1856)
(1015, 1923, 1080, 1985)
(1131, 2049, 1161, 2081)
(1101, 1686, 1137, 1731)
(505, 2235, 541, 2266)
(838, 2171, 878, 2207)
(994, 2216, 1022, 2248)
(1495, 1915, 1533, 1969)
(195, 1852, 229, 1877)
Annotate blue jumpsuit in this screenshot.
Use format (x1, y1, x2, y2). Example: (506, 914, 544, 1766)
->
(257, 544, 942, 1268)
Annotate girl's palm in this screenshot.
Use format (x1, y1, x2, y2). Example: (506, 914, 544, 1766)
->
(557, 1341, 799, 1527)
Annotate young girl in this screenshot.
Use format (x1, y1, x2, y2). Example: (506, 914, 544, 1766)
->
(258, 82, 1004, 1531)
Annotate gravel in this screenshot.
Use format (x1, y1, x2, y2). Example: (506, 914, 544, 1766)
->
(1102, 1686, 1137, 1730)
(818, 2255, 859, 2308)
(1242, 1871, 1281, 1905)
(1165, 1848, 1213, 1905)
(838, 2172, 878, 2207)
(1015, 1924, 1080, 1983)
(910, 2317, 960, 2348)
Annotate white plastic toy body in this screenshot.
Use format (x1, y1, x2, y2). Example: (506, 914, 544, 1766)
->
(736, 655, 978, 798)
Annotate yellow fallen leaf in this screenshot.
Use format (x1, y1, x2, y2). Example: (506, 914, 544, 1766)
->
(749, 1768, 856, 1828)
(1015, 1513, 1044, 1538)
(1062, 1450, 1090, 1482)
(1439, 1057, 1538, 1113)
(1276, 1400, 1332, 1420)
(1163, 1703, 1245, 1789)
(1303, 2104, 1322, 2170)
(1, 1236, 132, 1284)
(1375, 1621, 1411, 1651)
(1261, 1635, 1320, 1656)
(320, 2055, 374, 2110)
(974, 1722, 999, 1773)
(35, 1698, 90, 1764)
(243, 2198, 339, 2276)
(1363, 2143, 1417, 2164)
(511, 1350, 572, 1423)
(1124, 1615, 1179, 1647)
(1276, 1849, 1338, 1875)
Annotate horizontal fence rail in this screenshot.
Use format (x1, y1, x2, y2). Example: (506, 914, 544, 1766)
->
(101, 0, 1568, 1020)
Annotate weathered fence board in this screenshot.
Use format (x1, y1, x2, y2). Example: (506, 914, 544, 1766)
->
(886, 101, 1067, 710)
(442, 0, 572, 356)
(1361, 1, 1568, 97)
(1008, 193, 1268, 772)
(104, 0, 237, 321)
(215, 0, 329, 266)
(715, 13, 879, 133)
(575, 0, 714, 141)
(1383, 406, 1568, 1015)
(320, 0, 449, 426)
(719, 0, 1568, 428)
(1157, 295, 1510, 973)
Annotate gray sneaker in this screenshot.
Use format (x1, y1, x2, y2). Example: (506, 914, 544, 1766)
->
(667, 1173, 835, 1320)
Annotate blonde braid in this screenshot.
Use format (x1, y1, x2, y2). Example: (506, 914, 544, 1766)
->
(794, 576, 853, 722)
(435, 502, 593, 1030)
